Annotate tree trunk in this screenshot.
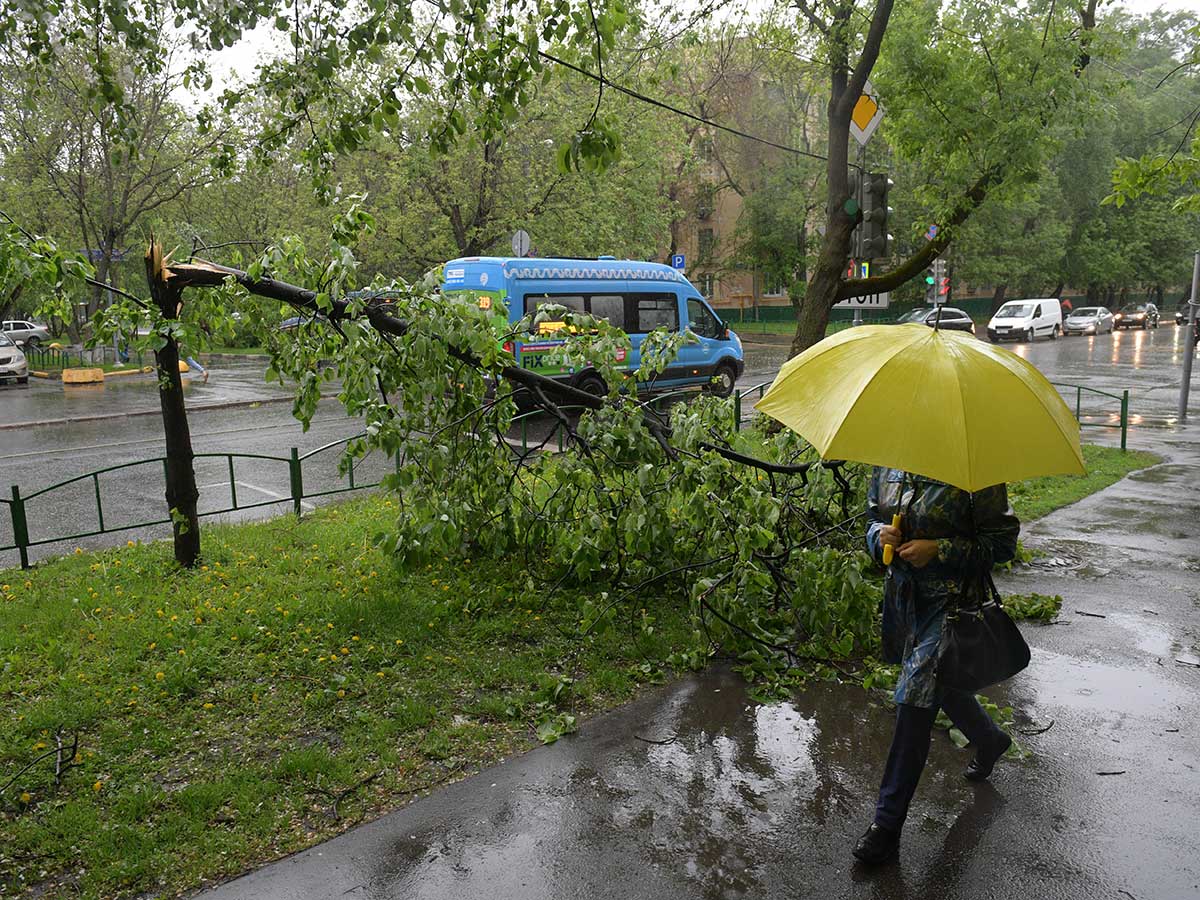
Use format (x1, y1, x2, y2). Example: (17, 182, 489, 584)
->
(1050, 281, 1064, 299)
(144, 242, 201, 568)
(1086, 283, 1099, 303)
(990, 283, 1008, 314)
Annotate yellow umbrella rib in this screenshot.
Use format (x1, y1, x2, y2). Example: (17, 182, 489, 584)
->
(985, 347, 1084, 471)
(816, 326, 927, 456)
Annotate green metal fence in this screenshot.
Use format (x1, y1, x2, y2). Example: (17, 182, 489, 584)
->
(1, 434, 390, 569)
(1051, 382, 1130, 451)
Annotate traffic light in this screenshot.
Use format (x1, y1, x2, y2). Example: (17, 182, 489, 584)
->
(934, 257, 949, 301)
(924, 267, 936, 304)
(860, 172, 894, 258)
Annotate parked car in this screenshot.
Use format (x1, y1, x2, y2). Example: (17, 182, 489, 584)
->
(1062, 306, 1115, 336)
(1113, 303, 1159, 329)
(895, 306, 976, 333)
(986, 299, 1062, 343)
(0, 332, 29, 384)
(2, 319, 51, 348)
(1175, 302, 1195, 326)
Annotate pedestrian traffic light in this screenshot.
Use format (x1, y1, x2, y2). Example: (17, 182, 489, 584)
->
(860, 172, 893, 258)
(933, 257, 949, 302)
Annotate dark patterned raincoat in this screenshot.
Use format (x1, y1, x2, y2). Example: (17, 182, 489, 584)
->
(866, 468, 1020, 708)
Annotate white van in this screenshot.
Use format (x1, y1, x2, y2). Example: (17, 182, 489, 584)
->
(986, 299, 1062, 343)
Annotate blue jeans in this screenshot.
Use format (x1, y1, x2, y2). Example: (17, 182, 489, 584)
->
(874, 690, 1003, 832)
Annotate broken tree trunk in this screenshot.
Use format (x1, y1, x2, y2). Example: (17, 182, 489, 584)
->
(145, 240, 201, 568)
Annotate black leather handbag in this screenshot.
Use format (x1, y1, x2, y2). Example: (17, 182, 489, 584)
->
(935, 571, 1030, 692)
(934, 495, 1031, 693)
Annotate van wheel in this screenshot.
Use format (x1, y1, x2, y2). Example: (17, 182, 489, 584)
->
(1025, 328, 1035, 343)
(1050, 325, 1059, 340)
(576, 374, 607, 400)
(706, 362, 738, 398)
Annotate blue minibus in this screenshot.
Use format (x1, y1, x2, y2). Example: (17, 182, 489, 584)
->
(440, 256, 744, 396)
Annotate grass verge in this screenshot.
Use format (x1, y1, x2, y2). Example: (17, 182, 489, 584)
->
(1007, 443, 1159, 521)
(0, 442, 1156, 897)
(0, 498, 690, 898)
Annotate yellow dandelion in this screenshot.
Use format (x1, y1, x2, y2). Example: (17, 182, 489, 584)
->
(126, 540, 135, 547)
(155, 672, 165, 681)
(19, 791, 31, 804)
(376, 671, 385, 678)
(93, 781, 103, 792)
(337, 689, 345, 698)
(203, 702, 214, 709)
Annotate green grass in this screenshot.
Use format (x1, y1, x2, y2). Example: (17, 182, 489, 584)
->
(0, 498, 691, 898)
(1008, 443, 1159, 521)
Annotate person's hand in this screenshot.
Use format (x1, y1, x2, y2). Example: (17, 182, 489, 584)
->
(878, 525, 902, 552)
(897, 539, 939, 569)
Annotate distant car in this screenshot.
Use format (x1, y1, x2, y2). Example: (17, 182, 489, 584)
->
(0, 332, 29, 384)
(2, 319, 50, 348)
(986, 298, 1062, 343)
(1062, 306, 1115, 336)
(278, 314, 329, 331)
(1176, 303, 1195, 326)
(1113, 303, 1159, 329)
(895, 307, 976, 333)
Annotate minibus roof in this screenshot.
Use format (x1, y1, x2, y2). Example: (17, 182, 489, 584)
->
(444, 256, 690, 287)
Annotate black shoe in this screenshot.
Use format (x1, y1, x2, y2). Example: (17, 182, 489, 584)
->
(965, 731, 1013, 782)
(852, 822, 900, 864)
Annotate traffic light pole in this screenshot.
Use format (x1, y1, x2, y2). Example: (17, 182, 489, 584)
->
(1178, 250, 1199, 422)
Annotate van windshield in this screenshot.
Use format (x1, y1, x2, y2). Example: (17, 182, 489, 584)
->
(995, 304, 1034, 318)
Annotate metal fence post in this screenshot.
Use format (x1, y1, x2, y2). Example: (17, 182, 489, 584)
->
(733, 391, 742, 432)
(11, 485, 30, 569)
(289, 448, 303, 516)
(1075, 386, 1082, 421)
(1120, 390, 1129, 452)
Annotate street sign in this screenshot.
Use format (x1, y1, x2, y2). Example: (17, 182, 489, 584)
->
(671, 253, 686, 271)
(834, 292, 889, 310)
(511, 229, 531, 258)
(849, 79, 885, 146)
(925, 223, 939, 242)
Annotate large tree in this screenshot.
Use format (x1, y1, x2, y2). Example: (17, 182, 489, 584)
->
(786, 0, 1101, 355)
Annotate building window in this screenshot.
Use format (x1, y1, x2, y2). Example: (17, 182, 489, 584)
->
(764, 274, 786, 297)
(696, 136, 715, 161)
(696, 186, 715, 220)
(698, 228, 715, 261)
(700, 273, 715, 299)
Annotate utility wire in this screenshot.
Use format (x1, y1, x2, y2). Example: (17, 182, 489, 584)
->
(538, 49, 832, 165)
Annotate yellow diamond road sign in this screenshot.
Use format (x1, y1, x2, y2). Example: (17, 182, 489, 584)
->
(849, 79, 884, 146)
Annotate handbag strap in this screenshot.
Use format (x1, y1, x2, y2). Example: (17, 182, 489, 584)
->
(956, 491, 996, 611)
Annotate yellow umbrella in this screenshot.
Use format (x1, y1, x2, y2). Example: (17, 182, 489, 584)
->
(755, 323, 1085, 493)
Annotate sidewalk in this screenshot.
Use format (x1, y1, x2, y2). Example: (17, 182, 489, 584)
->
(194, 425, 1200, 900)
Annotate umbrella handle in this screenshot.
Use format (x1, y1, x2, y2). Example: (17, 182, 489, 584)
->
(882, 514, 902, 565)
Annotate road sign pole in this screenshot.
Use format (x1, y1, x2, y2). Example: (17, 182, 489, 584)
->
(1179, 250, 1200, 422)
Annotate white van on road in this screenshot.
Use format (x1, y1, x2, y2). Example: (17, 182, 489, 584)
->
(986, 299, 1062, 343)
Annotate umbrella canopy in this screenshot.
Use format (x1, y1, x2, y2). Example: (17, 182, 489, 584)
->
(755, 323, 1085, 492)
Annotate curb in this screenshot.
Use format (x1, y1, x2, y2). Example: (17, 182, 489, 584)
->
(0, 394, 301, 431)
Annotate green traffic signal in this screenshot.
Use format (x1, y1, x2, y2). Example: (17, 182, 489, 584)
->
(924, 270, 935, 285)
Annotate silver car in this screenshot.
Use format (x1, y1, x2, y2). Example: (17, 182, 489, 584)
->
(1062, 306, 1114, 336)
(2, 319, 51, 347)
(0, 332, 29, 384)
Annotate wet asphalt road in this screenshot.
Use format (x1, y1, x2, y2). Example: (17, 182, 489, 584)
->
(191, 325, 1200, 900)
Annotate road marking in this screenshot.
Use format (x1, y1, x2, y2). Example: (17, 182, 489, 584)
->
(196, 480, 318, 511)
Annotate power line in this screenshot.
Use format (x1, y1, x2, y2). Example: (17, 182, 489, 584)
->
(538, 50, 831, 165)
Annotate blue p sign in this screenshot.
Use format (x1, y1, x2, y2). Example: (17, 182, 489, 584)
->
(671, 253, 686, 270)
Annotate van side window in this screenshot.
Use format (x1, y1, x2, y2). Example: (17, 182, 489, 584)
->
(687, 298, 720, 339)
(525, 295, 585, 317)
(633, 295, 678, 332)
(589, 295, 626, 329)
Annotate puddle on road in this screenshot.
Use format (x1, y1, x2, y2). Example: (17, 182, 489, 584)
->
(1017, 647, 1190, 716)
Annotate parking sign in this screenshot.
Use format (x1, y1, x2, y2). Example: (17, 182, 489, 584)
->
(671, 253, 686, 270)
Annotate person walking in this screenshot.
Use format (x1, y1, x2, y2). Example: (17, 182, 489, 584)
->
(853, 467, 1020, 865)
